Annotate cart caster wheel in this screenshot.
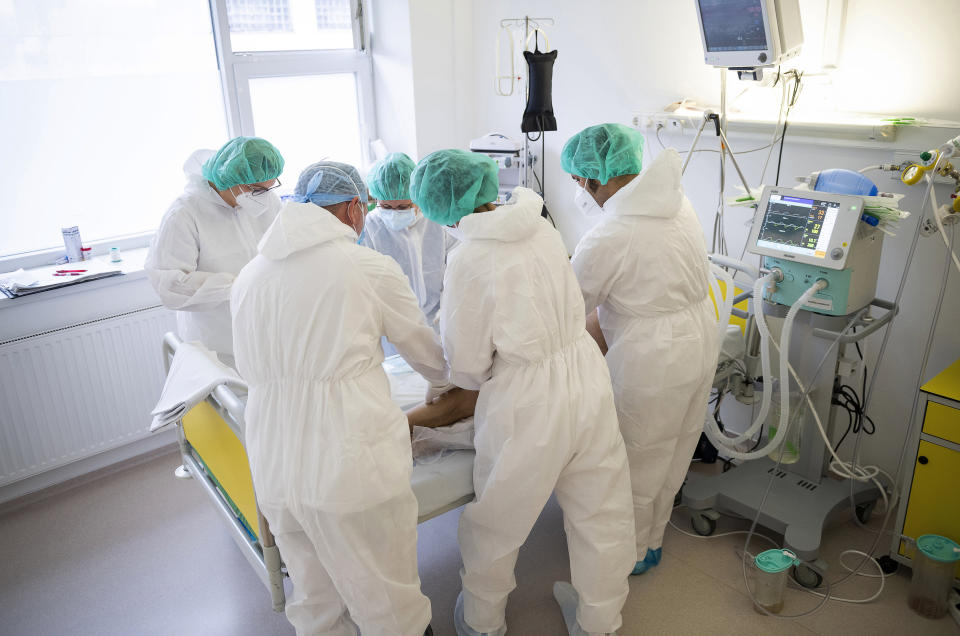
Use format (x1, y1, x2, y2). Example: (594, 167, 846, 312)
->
(793, 564, 823, 589)
(855, 501, 876, 524)
(174, 465, 192, 480)
(691, 513, 718, 536)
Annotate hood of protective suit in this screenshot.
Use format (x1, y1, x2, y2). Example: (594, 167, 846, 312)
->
(258, 201, 357, 260)
(182, 148, 235, 211)
(603, 149, 683, 219)
(457, 187, 543, 242)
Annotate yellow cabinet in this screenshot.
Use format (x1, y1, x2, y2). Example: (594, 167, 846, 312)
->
(894, 358, 960, 578)
(922, 402, 960, 446)
(899, 441, 960, 577)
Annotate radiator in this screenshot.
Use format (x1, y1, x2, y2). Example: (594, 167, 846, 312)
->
(0, 306, 177, 488)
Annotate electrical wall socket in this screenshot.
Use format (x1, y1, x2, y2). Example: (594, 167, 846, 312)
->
(632, 112, 692, 134)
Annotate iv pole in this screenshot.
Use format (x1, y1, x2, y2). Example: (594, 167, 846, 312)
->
(682, 109, 753, 197)
(500, 16, 554, 195)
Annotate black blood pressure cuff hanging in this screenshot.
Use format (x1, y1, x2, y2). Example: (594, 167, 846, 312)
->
(521, 49, 558, 133)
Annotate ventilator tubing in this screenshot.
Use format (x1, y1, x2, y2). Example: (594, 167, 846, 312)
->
(717, 272, 777, 445)
(703, 279, 826, 460)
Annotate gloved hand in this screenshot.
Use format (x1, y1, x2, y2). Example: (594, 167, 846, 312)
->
(425, 381, 456, 404)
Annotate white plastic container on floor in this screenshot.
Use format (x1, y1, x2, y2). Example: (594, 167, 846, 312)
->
(908, 534, 960, 619)
(750, 549, 799, 614)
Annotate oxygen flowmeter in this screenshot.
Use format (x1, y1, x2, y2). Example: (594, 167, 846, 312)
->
(746, 187, 883, 316)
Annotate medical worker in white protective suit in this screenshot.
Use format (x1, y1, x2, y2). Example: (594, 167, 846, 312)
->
(361, 152, 457, 328)
(562, 123, 718, 576)
(410, 149, 636, 636)
(146, 136, 284, 366)
(231, 161, 446, 636)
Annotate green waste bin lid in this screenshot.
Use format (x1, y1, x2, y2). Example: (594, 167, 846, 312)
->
(755, 549, 799, 573)
(917, 534, 960, 563)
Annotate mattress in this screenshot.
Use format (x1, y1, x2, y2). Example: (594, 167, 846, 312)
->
(384, 355, 476, 521)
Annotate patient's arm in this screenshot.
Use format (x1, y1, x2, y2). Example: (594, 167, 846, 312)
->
(406, 388, 479, 432)
(586, 308, 608, 356)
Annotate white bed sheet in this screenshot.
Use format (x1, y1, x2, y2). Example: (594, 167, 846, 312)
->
(384, 355, 476, 521)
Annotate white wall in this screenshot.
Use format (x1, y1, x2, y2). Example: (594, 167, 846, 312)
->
(408, 0, 475, 156)
(396, 0, 960, 477)
(369, 0, 417, 157)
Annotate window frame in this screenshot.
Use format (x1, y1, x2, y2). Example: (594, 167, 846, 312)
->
(211, 0, 376, 164)
(1, 0, 374, 271)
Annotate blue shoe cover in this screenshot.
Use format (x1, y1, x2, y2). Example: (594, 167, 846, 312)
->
(631, 560, 650, 575)
(552, 581, 591, 636)
(647, 547, 662, 565)
(454, 591, 506, 636)
(630, 548, 663, 575)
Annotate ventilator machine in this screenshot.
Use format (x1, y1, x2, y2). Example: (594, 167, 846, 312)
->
(686, 177, 899, 588)
(747, 187, 884, 317)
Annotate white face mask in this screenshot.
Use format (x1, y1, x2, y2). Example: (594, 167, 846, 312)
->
(234, 189, 280, 217)
(445, 225, 465, 242)
(380, 207, 417, 232)
(573, 184, 603, 217)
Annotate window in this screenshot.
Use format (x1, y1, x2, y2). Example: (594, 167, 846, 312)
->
(247, 73, 364, 188)
(2, 0, 374, 265)
(227, 0, 293, 33)
(216, 0, 375, 200)
(226, 0, 355, 52)
(316, 0, 353, 30)
(0, 1, 227, 260)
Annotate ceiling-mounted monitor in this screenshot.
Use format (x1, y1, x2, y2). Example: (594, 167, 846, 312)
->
(694, 0, 803, 69)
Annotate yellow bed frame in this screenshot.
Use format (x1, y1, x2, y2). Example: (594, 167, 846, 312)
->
(162, 333, 476, 612)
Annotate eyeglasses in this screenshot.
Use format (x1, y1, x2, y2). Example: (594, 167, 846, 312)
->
(250, 179, 282, 196)
(378, 203, 414, 211)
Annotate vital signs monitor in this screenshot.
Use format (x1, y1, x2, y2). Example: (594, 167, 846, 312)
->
(694, 0, 804, 69)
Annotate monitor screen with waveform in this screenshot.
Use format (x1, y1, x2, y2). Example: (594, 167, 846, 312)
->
(756, 194, 840, 258)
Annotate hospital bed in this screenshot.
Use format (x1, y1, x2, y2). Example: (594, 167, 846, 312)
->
(161, 333, 476, 611)
(708, 255, 758, 393)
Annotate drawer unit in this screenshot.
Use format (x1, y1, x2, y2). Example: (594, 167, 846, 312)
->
(892, 358, 960, 578)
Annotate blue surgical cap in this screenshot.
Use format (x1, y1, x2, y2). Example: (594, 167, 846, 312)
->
(410, 150, 499, 226)
(292, 161, 369, 207)
(368, 153, 417, 201)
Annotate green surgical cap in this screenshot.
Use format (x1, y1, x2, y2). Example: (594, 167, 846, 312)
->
(560, 123, 644, 185)
(367, 152, 416, 201)
(410, 150, 499, 226)
(202, 136, 284, 190)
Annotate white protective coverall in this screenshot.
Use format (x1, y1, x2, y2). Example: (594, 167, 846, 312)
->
(442, 187, 636, 635)
(146, 150, 280, 363)
(571, 149, 718, 560)
(361, 209, 457, 327)
(231, 201, 448, 636)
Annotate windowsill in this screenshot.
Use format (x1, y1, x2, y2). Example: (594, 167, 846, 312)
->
(0, 247, 152, 311)
(0, 232, 154, 272)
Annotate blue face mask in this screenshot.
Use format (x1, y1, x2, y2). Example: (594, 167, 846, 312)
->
(379, 207, 417, 232)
